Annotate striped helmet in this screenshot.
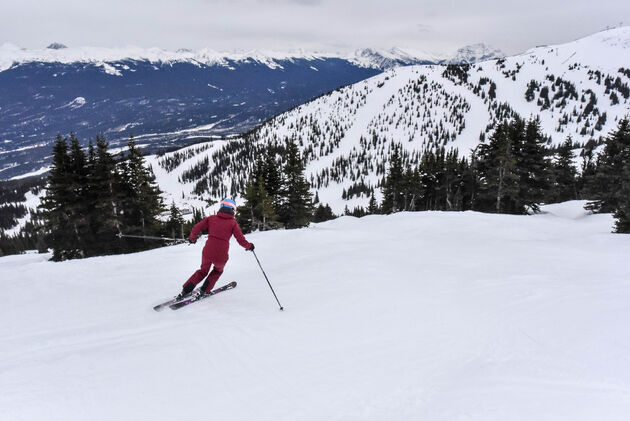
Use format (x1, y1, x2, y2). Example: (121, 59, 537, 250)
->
(220, 198, 237, 211)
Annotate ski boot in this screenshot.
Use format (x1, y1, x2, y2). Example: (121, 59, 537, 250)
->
(175, 291, 190, 301)
(194, 288, 213, 299)
(176, 284, 195, 301)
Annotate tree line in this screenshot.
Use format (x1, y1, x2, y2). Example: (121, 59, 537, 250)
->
(237, 117, 630, 235)
(36, 134, 186, 260)
(372, 117, 630, 233)
(3, 116, 628, 257)
(236, 138, 316, 232)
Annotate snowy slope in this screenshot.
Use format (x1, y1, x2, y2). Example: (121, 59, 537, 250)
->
(1, 202, 629, 420)
(446, 43, 505, 64)
(145, 27, 630, 215)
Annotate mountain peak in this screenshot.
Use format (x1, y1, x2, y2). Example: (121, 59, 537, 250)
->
(348, 47, 438, 70)
(46, 42, 68, 50)
(447, 43, 505, 64)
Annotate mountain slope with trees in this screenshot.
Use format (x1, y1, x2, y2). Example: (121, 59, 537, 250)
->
(145, 27, 630, 217)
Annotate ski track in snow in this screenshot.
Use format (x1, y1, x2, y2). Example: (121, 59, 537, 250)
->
(1, 201, 630, 420)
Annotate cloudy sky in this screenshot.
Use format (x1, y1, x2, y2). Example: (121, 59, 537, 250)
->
(2, 0, 629, 55)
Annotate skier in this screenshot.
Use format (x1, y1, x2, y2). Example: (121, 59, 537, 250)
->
(177, 198, 254, 299)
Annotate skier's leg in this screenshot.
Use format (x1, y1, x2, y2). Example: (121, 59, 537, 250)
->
(200, 263, 225, 293)
(182, 259, 212, 294)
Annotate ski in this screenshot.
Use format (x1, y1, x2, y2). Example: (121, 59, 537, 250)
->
(169, 282, 237, 310)
(153, 290, 197, 312)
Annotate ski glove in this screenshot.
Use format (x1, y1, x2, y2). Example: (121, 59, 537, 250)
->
(188, 238, 197, 244)
(248, 243, 255, 251)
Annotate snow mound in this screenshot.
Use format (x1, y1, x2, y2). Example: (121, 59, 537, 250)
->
(540, 200, 592, 219)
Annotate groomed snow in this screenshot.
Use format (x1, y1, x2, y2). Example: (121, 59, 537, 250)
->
(1, 201, 629, 420)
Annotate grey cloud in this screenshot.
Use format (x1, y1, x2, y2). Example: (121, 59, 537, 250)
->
(1, 0, 629, 56)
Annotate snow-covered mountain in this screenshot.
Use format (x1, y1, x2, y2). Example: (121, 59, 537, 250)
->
(145, 26, 630, 216)
(0, 43, 475, 74)
(0, 43, 497, 180)
(447, 43, 505, 64)
(1, 201, 629, 420)
(347, 47, 441, 69)
(0, 49, 381, 180)
(2, 27, 629, 232)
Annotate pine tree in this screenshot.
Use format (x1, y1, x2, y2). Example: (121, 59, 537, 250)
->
(381, 146, 405, 213)
(263, 150, 282, 200)
(578, 140, 598, 197)
(443, 149, 468, 211)
(474, 121, 520, 213)
(66, 133, 92, 256)
(418, 150, 439, 210)
(238, 175, 277, 232)
(277, 138, 313, 229)
(39, 135, 78, 260)
(585, 119, 630, 213)
(515, 118, 551, 212)
(367, 193, 380, 214)
(549, 136, 578, 202)
(613, 157, 630, 233)
(86, 135, 124, 255)
(165, 201, 184, 239)
(313, 203, 336, 222)
(118, 136, 164, 249)
(38, 134, 169, 258)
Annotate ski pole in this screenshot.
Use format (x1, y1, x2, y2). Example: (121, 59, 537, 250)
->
(117, 233, 187, 243)
(252, 250, 284, 311)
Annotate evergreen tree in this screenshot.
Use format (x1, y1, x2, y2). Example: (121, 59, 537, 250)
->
(262, 150, 282, 200)
(277, 138, 313, 228)
(238, 174, 277, 232)
(585, 119, 630, 213)
(578, 139, 598, 197)
(367, 193, 380, 214)
(165, 201, 184, 239)
(613, 157, 630, 233)
(473, 118, 550, 214)
(118, 136, 164, 246)
(418, 150, 439, 210)
(549, 136, 578, 202)
(313, 203, 336, 222)
(474, 121, 520, 213)
(443, 149, 468, 211)
(381, 146, 405, 213)
(67, 133, 92, 256)
(516, 118, 551, 212)
(39, 135, 79, 260)
(86, 135, 124, 255)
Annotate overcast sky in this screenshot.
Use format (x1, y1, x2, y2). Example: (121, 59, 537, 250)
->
(2, 0, 629, 55)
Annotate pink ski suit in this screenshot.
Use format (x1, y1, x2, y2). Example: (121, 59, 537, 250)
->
(183, 211, 252, 293)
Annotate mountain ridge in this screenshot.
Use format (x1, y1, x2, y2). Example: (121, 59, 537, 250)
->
(1, 26, 630, 235)
(143, 26, 630, 215)
(0, 42, 503, 72)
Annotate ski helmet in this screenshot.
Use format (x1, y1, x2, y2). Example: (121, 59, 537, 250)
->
(220, 198, 237, 211)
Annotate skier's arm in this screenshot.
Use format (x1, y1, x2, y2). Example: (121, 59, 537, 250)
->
(232, 221, 253, 250)
(189, 217, 209, 242)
